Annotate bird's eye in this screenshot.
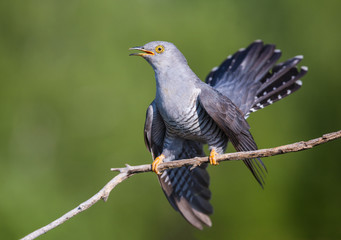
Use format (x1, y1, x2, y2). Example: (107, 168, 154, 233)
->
(155, 45, 165, 54)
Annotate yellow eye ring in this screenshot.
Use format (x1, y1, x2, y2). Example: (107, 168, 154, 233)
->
(155, 45, 165, 54)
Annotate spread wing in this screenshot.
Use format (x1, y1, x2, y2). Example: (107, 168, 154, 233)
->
(144, 101, 213, 229)
(205, 40, 307, 116)
(198, 85, 266, 187)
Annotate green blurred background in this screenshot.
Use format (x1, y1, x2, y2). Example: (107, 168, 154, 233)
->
(1, 0, 340, 239)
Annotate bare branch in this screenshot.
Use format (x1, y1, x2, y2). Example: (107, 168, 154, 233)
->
(156, 130, 341, 172)
(20, 130, 341, 240)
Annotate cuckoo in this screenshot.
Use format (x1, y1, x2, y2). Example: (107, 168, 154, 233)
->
(129, 40, 307, 229)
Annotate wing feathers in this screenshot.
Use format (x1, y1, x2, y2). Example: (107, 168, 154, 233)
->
(144, 102, 165, 158)
(198, 85, 266, 186)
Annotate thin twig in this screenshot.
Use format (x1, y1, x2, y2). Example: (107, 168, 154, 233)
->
(20, 130, 341, 240)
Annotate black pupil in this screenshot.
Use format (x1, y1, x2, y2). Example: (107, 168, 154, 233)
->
(158, 47, 162, 51)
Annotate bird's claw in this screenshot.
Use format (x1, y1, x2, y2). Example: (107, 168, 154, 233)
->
(152, 154, 165, 174)
(209, 149, 219, 165)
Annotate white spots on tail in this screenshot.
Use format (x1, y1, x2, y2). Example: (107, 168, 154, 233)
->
(165, 176, 170, 184)
(287, 89, 292, 95)
(211, 66, 218, 72)
(256, 103, 264, 109)
(161, 172, 171, 185)
(301, 66, 308, 71)
(229, 59, 236, 70)
(296, 80, 303, 86)
(161, 171, 167, 179)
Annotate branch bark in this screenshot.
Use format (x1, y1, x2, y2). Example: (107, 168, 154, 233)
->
(20, 130, 341, 240)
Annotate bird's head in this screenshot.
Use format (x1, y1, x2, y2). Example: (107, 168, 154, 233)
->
(129, 41, 187, 70)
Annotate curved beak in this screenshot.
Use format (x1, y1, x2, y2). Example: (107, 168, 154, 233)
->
(129, 46, 155, 56)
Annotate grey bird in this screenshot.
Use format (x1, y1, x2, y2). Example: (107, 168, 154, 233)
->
(129, 40, 307, 229)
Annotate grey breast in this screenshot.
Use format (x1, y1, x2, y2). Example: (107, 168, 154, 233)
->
(163, 95, 227, 151)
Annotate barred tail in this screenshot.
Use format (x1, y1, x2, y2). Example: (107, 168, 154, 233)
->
(158, 140, 213, 230)
(247, 56, 308, 116)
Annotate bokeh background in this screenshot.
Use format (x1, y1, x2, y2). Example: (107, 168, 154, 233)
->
(1, 0, 340, 239)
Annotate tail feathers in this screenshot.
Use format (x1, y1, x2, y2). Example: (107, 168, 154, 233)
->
(205, 40, 284, 114)
(257, 55, 304, 93)
(157, 140, 212, 230)
(253, 48, 282, 83)
(247, 56, 308, 116)
(246, 44, 278, 82)
(176, 196, 212, 229)
(158, 164, 213, 230)
(206, 40, 276, 88)
(205, 40, 308, 117)
(229, 40, 265, 73)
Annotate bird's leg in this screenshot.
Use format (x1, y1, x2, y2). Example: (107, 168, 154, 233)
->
(152, 154, 165, 174)
(209, 148, 219, 166)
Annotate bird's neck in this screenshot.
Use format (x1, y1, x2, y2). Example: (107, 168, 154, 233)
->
(154, 64, 197, 91)
(154, 64, 201, 115)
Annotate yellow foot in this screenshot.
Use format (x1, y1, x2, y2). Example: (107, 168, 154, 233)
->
(152, 154, 165, 174)
(209, 149, 219, 166)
